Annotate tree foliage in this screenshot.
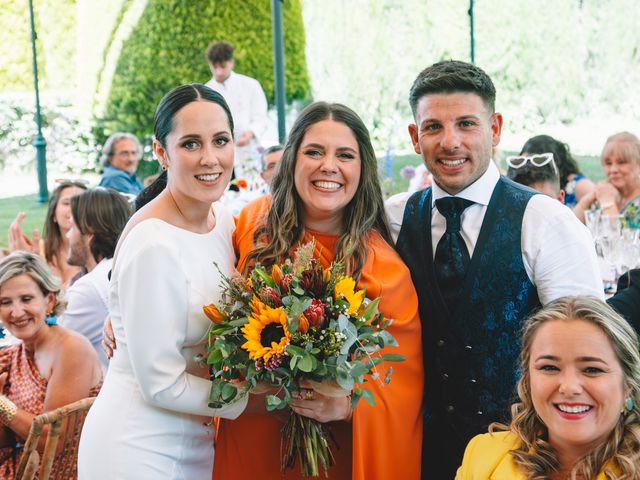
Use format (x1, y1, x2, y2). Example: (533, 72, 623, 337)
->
(0, 0, 76, 91)
(101, 0, 310, 142)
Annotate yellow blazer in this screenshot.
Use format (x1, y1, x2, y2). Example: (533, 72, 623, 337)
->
(455, 431, 618, 480)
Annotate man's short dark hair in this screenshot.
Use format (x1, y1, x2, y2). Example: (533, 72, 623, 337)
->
(205, 41, 234, 65)
(409, 60, 496, 116)
(261, 145, 284, 171)
(507, 163, 561, 193)
(71, 188, 132, 262)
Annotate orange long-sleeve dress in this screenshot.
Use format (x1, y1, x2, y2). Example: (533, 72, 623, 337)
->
(213, 196, 424, 479)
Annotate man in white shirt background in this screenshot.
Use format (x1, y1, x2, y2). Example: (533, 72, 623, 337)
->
(205, 41, 268, 184)
(388, 60, 603, 479)
(59, 188, 131, 372)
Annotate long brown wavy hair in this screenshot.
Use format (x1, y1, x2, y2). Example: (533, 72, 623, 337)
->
(43, 181, 88, 264)
(491, 296, 640, 479)
(243, 102, 391, 278)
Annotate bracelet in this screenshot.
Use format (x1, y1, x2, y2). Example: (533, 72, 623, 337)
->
(600, 201, 616, 210)
(0, 395, 17, 425)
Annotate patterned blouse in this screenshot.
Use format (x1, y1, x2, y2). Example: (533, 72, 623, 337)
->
(0, 342, 102, 479)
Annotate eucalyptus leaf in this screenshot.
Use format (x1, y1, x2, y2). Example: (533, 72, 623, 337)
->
(221, 382, 237, 402)
(381, 353, 406, 362)
(298, 354, 313, 372)
(360, 297, 380, 321)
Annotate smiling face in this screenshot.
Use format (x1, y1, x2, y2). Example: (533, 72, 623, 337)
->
(529, 318, 627, 458)
(408, 93, 502, 195)
(54, 186, 85, 234)
(0, 273, 53, 341)
(601, 140, 640, 192)
(153, 100, 234, 207)
(293, 119, 361, 233)
(109, 138, 140, 174)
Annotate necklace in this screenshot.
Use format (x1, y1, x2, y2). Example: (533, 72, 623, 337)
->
(167, 187, 187, 221)
(167, 187, 216, 231)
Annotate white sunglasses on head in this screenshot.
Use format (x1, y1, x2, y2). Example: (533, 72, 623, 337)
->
(506, 153, 557, 174)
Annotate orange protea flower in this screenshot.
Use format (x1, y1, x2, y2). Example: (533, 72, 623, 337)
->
(334, 276, 365, 315)
(233, 178, 248, 189)
(241, 298, 291, 362)
(203, 304, 224, 324)
(298, 314, 310, 333)
(271, 264, 282, 285)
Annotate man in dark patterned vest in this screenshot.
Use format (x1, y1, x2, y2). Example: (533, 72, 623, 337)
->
(386, 60, 603, 479)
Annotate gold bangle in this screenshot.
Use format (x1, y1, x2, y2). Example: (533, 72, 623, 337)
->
(600, 201, 615, 210)
(0, 395, 17, 425)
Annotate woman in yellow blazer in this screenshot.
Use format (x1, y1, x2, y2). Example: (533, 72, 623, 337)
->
(457, 297, 639, 480)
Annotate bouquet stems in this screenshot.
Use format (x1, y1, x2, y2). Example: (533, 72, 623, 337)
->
(281, 411, 335, 477)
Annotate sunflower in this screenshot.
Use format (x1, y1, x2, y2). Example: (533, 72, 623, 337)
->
(334, 276, 365, 315)
(241, 297, 291, 362)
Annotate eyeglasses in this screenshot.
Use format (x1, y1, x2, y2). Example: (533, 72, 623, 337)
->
(506, 153, 557, 174)
(113, 150, 139, 158)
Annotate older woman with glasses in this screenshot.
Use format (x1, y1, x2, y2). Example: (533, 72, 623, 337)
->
(574, 132, 640, 225)
(98, 132, 144, 195)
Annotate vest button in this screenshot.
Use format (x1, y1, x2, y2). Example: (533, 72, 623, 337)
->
(477, 410, 483, 415)
(442, 373, 449, 380)
(470, 378, 477, 383)
(465, 345, 473, 350)
(446, 405, 455, 413)
(437, 340, 445, 347)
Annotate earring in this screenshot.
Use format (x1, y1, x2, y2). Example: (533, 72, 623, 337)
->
(626, 397, 634, 412)
(161, 164, 167, 171)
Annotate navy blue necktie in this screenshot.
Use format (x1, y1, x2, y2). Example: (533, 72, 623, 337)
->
(434, 197, 474, 310)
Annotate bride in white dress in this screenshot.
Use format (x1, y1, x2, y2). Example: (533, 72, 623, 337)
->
(78, 84, 247, 479)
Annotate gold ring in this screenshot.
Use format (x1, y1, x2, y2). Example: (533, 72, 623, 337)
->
(304, 389, 314, 401)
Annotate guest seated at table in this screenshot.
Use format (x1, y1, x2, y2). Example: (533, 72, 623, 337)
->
(456, 296, 640, 479)
(8, 181, 87, 288)
(259, 144, 283, 187)
(574, 132, 640, 225)
(98, 132, 144, 196)
(520, 134, 595, 208)
(608, 269, 640, 333)
(506, 153, 565, 203)
(0, 252, 103, 478)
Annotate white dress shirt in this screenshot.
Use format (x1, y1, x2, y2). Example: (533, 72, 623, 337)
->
(385, 161, 604, 304)
(59, 257, 112, 371)
(206, 71, 268, 141)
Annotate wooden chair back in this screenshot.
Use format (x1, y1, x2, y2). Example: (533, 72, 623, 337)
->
(15, 397, 96, 480)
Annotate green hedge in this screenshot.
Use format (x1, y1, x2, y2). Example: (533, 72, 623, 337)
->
(0, 0, 75, 91)
(100, 0, 310, 143)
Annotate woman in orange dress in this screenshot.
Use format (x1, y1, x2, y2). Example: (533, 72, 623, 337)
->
(213, 102, 424, 479)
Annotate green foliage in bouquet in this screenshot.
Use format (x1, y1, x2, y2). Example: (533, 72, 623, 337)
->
(204, 241, 404, 476)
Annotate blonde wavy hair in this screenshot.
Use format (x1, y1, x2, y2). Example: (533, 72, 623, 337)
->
(244, 102, 391, 278)
(0, 251, 66, 316)
(492, 296, 640, 479)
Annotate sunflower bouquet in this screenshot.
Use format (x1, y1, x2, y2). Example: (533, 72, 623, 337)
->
(204, 241, 404, 477)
